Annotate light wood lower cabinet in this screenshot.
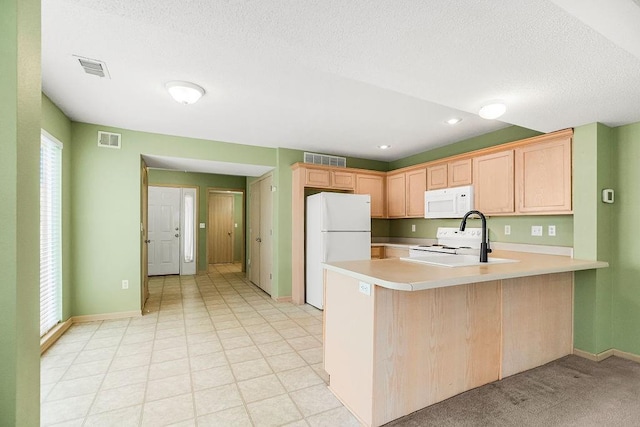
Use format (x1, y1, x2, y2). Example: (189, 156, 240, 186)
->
(324, 271, 573, 426)
(370, 246, 384, 259)
(382, 247, 409, 259)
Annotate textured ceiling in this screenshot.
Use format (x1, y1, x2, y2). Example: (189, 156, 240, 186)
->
(42, 0, 640, 168)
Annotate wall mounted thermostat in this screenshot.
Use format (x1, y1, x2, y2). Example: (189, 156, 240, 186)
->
(602, 189, 614, 204)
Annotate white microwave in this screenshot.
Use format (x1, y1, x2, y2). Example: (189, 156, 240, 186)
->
(424, 185, 474, 219)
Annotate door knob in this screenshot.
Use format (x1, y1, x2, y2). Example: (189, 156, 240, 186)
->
(175, 234, 180, 238)
(228, 232, 232, 236)
(256, 237, 262, 242)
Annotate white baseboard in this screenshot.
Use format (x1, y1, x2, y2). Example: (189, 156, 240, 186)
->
(72, 310, 141, 323)
(40, 310, 142, 354)
(40, 319, 73, 354)
(573, 347, 640, 364)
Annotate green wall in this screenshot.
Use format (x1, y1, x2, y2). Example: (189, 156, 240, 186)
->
(612, 122, 640, 355)
(42, 94, 73, 321)
(0, 0, 41, 424)
(389, 125, 542, 170)
(147, 170, 246, 270)
(572, 123, 614, 354)
(70, 123, 276, 314)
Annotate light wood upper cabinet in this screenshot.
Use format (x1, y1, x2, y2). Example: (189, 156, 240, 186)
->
(304, 167, 355, 190)
(406, 168, 427, 217)
(356, 173, 386, 218)
(515, 137, 572, 213)
(305, 168, 331, 188)
(473, 150, 514, 214)
(448, 159, 472, 187)
(426, 164, 448, 190)
(386, 173, 406, 218)
(331, 170, 355, 190)
(427, 159, 472, 190)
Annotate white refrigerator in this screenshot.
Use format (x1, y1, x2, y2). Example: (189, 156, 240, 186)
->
(306, 192, 371, 309)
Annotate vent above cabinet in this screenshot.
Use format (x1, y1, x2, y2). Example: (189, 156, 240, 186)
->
(304, 152, 346, 168)
(98, 131, 121, 149)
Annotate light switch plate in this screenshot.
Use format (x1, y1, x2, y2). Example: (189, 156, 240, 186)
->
(531, 226, 543, 236)
(199, 223, 206, 229)
(358, 281, 372, 296)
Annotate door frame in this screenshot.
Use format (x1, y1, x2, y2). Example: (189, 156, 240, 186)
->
(207, 188, 246, 271)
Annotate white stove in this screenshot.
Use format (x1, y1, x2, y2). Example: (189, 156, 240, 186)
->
(409, 227, 484, 257)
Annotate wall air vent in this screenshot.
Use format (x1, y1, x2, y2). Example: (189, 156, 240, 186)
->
(303, 152, 346, 168)
(97, 131, 121, 149)
(74, 55, 111, 79)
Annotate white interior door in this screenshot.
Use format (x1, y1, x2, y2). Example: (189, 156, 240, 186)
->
(148, 186, 180, 276)
(259, 175, 273, 295)
(249, 180, 261, 286)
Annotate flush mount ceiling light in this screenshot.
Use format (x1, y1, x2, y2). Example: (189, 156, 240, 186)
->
(446, 117, 462, 125)
(165, 81, 205, 104)
(479, 102, 507, 120)
(378, 145, 392, 150)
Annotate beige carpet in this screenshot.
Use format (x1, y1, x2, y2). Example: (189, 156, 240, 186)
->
(386, 355, 640, 426)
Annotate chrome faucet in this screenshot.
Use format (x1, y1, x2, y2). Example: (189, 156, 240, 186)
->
(459, 210, 492, 262)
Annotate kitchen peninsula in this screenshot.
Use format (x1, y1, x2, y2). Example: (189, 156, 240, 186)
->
(322, 251, 607, 427)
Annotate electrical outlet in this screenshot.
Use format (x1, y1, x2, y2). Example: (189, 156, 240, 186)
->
(358, 281, 372, 296)
(504, 225, 511, 235)
(122, 279, 129, 290)
(548, 225, 556, 236)
(411, 224, 416, 232)
(531, 226, 543, 236)
(199, 223, 206, 229)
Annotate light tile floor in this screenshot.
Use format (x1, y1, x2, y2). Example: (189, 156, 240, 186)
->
(41, 264, 360, 426)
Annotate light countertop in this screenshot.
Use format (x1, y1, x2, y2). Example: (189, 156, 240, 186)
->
(323, 250, 608, 292)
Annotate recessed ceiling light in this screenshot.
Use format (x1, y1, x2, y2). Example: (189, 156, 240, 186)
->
(166, 81, 205, 104)
(479, 102, 507, 120)
(446, 118, 462, 125)
(378, 145, 392, 150)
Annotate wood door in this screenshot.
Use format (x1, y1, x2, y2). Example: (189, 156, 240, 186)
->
(515, 137, 572, 213)
(406, 168, 427, 217)
(148, 186, 181, 275)
(305, 168, 331, 188)
(208, 193, 234, 264)
(356, 174, 385, 218)
(386, 173, 406, 218)
(140, 163, 149, 306)
(426, 164, 448, 190)
(448, 159, 472, 187)
(473, 150, 515, 214)
(249, 180, 261, 286)
(259, 175, 273, 295)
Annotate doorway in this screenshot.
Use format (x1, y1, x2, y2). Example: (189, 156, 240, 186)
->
(207, 189, 245, 270)
(147, 186, 197, 276)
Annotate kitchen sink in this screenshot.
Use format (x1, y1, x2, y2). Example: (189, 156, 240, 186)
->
(400, 254, 519, 268)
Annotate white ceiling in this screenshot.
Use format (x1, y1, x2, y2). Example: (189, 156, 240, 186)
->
(42, 0, 640, 171)
(142, 155, 274, 177)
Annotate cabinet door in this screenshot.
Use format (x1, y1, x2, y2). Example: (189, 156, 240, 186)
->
(448, 159, 472, 187)
(383, 247, 409, 259)
(387, 173, 406, 218)
(473, 150, 514, 214)
(356, 174, 386, 218)
(370, 246, 384, 259)
(406, 169, 427, 217)
(515, 137, 572, 213)
(331, 170, 355, 190)
(427, 164, 448, 190)
(305, 168, 331, 188)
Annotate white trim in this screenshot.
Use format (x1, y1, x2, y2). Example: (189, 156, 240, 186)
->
(573, 348, 640, 364)
(41, 128, 63, 149)
(72, 310, 142, 323)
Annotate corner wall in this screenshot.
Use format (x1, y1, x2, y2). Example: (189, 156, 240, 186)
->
(0, 0, 41, 424)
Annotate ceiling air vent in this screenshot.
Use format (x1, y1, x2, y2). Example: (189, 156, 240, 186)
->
(74, 55, 111, 79)
(97, 131, 121, 149)
(304, 152, 346, 168)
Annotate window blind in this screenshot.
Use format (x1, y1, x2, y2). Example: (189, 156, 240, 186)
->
(40, 131, 62, 337)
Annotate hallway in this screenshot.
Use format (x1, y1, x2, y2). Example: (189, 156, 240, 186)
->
(40, 265, 358, 426)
